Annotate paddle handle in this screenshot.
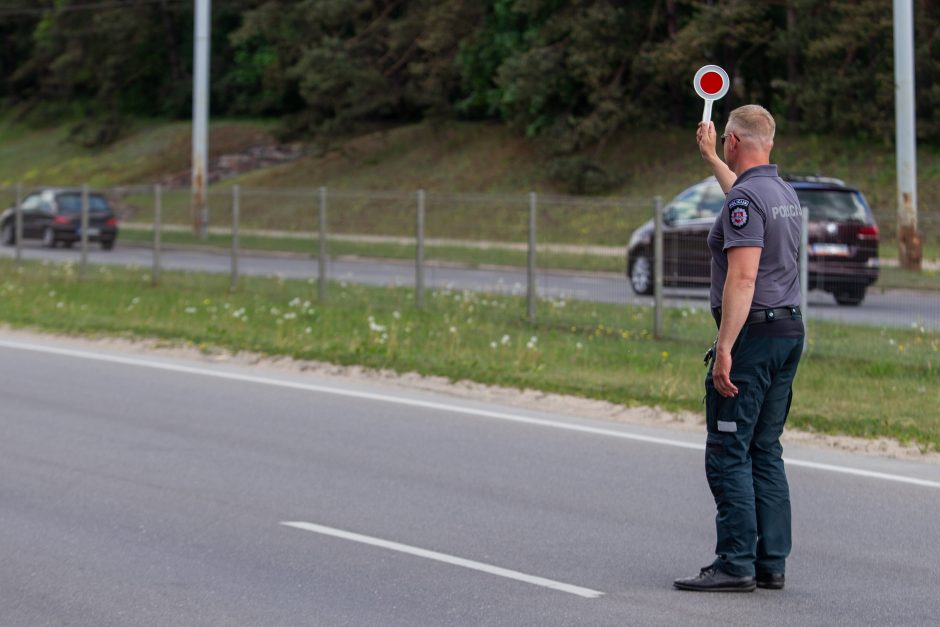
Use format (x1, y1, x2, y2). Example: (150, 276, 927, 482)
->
(702, 99, 714, 124)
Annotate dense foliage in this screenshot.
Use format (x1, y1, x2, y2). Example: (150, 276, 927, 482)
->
(2, 0, 940, 153)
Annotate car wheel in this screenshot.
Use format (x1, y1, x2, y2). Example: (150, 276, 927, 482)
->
(1, 222, 13, 246)
(630, 255, 654, 295)
(42, 227, 57, 248)
(100, 239, 114, 251)
(834, 285, 865, 306)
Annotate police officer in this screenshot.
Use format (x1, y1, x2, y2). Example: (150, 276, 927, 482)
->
(674, 105, 804, 592)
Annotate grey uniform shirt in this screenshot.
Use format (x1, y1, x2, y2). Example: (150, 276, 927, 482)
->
(707, 164, 802, 310)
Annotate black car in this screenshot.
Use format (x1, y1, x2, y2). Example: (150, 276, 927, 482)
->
(1, 188, 119, 250)
(626, 176, 880, 306)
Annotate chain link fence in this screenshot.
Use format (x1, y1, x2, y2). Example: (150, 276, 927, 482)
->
(1, 183, 938, 353)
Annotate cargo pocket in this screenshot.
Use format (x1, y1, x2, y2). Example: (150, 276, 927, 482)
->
(704, 377, 722, 434)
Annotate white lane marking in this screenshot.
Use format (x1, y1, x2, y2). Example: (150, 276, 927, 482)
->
(2, 338, 939, 490)
(281, 521, 604, 599)
(783, 459, 940, 488)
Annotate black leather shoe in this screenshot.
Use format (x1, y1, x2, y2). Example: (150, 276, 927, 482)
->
(757, 572, 785, 590)
(674, 566, 756, 592)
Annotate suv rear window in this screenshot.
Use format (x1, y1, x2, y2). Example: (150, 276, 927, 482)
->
(57, 193, 111, 214)
(795, 189, 870, 224)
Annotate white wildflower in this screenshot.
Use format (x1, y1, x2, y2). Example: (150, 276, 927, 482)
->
(368, 316, 387, 333)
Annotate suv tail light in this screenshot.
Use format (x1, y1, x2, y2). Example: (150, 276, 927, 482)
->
(52, 215, 71, 225)
(106, 217, 118, 226)
(857, 225, 879, 240)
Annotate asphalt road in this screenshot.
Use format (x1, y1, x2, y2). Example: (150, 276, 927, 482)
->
(2, 334, 939, 626)
(1, 242, 938, 329)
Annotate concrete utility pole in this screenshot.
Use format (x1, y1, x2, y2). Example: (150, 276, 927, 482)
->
(192, 0, 211, 239)
(893, 0, 922, 271)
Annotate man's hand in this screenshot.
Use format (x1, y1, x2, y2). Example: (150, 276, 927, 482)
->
(697, 121, 719, 163)
(712, 348, 739, 398)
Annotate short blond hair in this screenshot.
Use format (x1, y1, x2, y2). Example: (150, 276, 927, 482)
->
(727, 104, 775, 147)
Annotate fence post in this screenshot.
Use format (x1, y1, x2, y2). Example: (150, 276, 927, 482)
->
(14, 183, 22, 266)
(318, 186, 327, 302)
(527, 191, 537, 323)
(153, 184, 162, 287)
(653, 196, 664, 339)
(800, 207, 809, 353)
(416, 189, 425, 309)
(80, 184, 90, 280)
(231, 185, 240, 291)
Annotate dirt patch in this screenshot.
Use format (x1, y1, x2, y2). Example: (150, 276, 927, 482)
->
(4, 326, 939, 465)
(161, 143, 304, 188)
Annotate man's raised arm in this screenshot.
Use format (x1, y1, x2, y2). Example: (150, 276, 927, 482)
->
(697, 121, 736, 193)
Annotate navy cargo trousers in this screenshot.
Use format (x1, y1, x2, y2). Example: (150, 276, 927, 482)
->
(704, 325, 804, 578)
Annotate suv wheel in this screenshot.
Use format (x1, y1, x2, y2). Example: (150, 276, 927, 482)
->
(630, 255, 654, 295)
(1, 222, 13, 246)
(42, 226, 57, 248)
(834, 285, 866, 306)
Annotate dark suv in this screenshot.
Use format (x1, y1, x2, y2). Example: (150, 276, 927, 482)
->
(626, 176, 880, 306)
(1, 188, 119, 250)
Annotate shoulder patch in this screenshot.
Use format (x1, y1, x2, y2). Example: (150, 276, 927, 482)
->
(728, 198, 750, 229)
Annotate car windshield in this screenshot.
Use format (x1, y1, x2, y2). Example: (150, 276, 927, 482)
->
(795, 189, 869, 224)
(57, 193, 111, 214)
(667, 184, 723, 222)
(666, 188, 701, 221)
(699, 185, 725, 217)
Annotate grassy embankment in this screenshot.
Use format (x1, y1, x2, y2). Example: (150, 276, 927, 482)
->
(0, 258, 937, 451)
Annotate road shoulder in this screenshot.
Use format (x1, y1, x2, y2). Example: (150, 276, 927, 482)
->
(1, 324, 937, 466)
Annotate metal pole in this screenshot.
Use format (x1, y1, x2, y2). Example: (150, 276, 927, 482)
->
(653, 196, 664, 339)
(416, 189, 425, 309)
(191, 0, 211, 239)
(14, 183, 22, 266)
(893, 0, 921, 271)
(153, 184, 162, 287)
(80, 184, 90, 280)
(318, 186, 327, 302)
(527, 192, 537, 323)
(231, 185, 239, 291)
(800, 207, 809, 353)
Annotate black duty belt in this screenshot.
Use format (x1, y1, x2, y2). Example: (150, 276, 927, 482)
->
(704, 305, 803, 368)
(712, 306, 802, 326)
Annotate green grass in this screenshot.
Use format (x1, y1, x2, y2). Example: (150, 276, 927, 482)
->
(871, 266, 940, 291)
(0, 115, 276, 188)
(0, 258, 937, 451)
